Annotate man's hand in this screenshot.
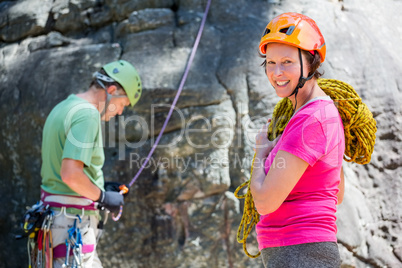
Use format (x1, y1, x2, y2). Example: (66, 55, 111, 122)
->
(96, 190, 124, 214)
(104, 181, 129, 197)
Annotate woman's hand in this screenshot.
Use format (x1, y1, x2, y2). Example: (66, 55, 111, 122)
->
(254, 119, 280, 158)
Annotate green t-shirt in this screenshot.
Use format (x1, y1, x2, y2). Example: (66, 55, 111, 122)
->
(41, 94, 105, 195)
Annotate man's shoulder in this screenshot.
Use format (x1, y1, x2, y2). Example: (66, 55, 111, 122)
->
(57, 95, 98, 117)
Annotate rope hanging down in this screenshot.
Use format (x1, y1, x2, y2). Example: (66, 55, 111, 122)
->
(234, 78, 377, 258)
(112, 0, 212, 221)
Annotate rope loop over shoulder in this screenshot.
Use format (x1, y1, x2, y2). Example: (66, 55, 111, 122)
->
(235, 78, 377, 258)
(317, 79, 377, 164)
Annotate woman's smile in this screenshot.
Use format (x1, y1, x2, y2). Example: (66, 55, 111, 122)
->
(276, 80, 290, 87)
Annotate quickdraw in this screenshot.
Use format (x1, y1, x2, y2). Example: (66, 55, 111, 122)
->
(63, 216, 83, 268)
(16, 201, 54, 268)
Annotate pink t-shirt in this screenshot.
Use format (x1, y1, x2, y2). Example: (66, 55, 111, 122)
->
(256, 97, 345, 249)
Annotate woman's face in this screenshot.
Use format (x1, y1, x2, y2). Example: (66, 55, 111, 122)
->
(265, 43, 310, 98)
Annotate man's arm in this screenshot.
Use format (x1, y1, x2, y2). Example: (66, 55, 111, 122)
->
(60, 158, 101, 201)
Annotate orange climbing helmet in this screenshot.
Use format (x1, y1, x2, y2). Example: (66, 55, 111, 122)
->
(259, 12, 326, 63)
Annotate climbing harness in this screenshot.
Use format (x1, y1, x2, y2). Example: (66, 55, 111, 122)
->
(16, 201, 54, 267)
(235, 78, 377, 258)
(18, 191, 101, 267)
(111, 0, 212, 221)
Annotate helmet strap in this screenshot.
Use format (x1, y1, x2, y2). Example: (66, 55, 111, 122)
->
(288, 48, 315, 115)
(100, 89, 113, 117)
(93, 71, 117, 117)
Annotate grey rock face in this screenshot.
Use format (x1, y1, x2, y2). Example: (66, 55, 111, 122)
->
(0, 0, 53, 42)
(1, 0, 401, 267)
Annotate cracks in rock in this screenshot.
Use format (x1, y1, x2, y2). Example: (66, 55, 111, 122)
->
(170, 0, 179, 26)
(245, 72, 254, 113)
(177, 202, 190, 247)
(216, 73, 237, 115)
(396, 78, 402, 93)
(196, 193, 235, 268)
(215, 71, 241, 161)
(170, 1, 179, 47)
(152, 98, 223, 115)
(172, 29, 177, 48)
(326, 57, 353, 78)
(44, 10, 56, 35)
(338, 239, 384, 268)
(146, 98, 225, 140)
(394, 248, 402, 263)
(221, 195, 234, 268)
(115, 41, 123, 58)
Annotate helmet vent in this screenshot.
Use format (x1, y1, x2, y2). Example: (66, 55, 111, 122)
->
(262, 28, 271, 37)
(280, 26, 295, 35)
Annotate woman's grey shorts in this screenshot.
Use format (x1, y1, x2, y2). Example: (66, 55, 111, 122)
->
(261, 242, 341, 268)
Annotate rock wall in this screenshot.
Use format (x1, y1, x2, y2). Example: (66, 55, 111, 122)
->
(0, 0, 401, 267)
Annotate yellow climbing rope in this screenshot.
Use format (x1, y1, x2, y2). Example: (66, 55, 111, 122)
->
(234, 78, 377, 258)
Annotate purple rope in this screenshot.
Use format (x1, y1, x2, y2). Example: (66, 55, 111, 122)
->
(112, 0, 212, 221)
(129, 0, 212, 188)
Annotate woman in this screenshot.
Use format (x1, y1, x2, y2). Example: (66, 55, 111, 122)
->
(250, 12, 345, 267)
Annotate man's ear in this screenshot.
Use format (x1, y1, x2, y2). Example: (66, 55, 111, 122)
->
(106, 85, 117, 95)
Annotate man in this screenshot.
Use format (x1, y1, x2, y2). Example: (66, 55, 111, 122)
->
(39, 60, 142, 267)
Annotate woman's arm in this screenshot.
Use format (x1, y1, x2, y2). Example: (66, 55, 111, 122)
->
(250, 150, 308, 215)
(337, 166, 345, 205)
(249, 120, 309, 215)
